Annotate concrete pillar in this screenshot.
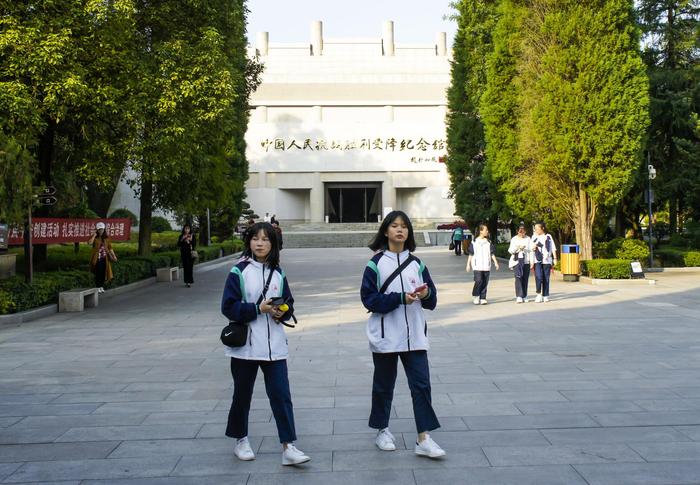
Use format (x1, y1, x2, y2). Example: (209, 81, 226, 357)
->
(382, 175, 396, 217)
(257, 106, 268, 123)
(256, 31, 269, 56)
(436, 32, 447, 56)
(384, 105, 394, 122)
(313, 105, 323, 122)
(310, 172, 324, 222)
(382, 21, 395, 56)
(311, 20, 323, 56)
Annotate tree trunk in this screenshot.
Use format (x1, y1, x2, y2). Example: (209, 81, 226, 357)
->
(574, 186, 596, 260)
(488, 214, 498, 243)
(614, 204, 625, 238)
(198, 213, 209, 247)
(138, 178, 152, 256)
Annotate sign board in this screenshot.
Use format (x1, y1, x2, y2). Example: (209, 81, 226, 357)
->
(630, 261, 645, 279)
(0, 223, 8, 251)
(8, 218, 131, 245)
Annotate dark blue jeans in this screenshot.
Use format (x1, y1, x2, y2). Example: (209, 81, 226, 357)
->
(535, 263, 552, 297)
(472, 270, 490, 299)
(369, 350, 440, 434)
(226, 357, 297, 443)
(515, 265, 530, 298)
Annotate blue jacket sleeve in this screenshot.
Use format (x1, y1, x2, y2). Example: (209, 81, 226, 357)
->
(221, 272, 258, 323)
(420, 265, 438, 311)
(360, 265, 403, 314)
(278, 274, 295, 322)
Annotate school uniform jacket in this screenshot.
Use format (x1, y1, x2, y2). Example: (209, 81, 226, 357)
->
(361, 250, 437, 353)
(221, 258, 294, 361)
(531, 234, 557, 265)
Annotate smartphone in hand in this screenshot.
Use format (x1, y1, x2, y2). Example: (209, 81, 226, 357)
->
(412, 283, 428, 294)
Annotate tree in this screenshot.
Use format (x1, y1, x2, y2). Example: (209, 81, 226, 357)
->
(445, 0, 503, 233)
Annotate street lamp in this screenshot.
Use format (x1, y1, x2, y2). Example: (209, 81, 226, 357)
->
(647, 157, 656, 268)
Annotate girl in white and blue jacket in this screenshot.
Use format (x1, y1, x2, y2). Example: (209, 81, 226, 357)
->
(221, 222, 310, 466)
(531, 222, 557, 302)
(361, 211, 445, 459)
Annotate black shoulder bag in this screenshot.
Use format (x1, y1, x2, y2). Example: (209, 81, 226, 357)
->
(221, 267, 275, 348)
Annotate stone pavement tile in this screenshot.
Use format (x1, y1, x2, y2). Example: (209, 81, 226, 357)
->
(51, 391, 172, 404)
(635, 399, 700, 411)
(247, 469, 415, 485)
(93, 400, 219, 414)
(292, 407, 375, 421)
(448, 390, 569, 404)
(541, 426, 692, 444)
(2, 457, 180, 483)
(0, 383, 131, 395)
(0, 425, 70, 444)
(172, 452, 332, 475)
(16, 414, 147, 428)
(630, 441, 700, 462)
(0, 463, 21, 481)
(332, 393, 452, 408)
(108, 437, 260, 458)
(537, 370, 641, 381)
(122, 381, 225, 392)
(590, 411, 700, 427)
(516, 400, 645, 415)
(560, 389, 683, 401)
(422, 430, 549, 450)
(0, 403, 101, 417)
(257, 433, 387, 453)
(574, 461, 700, 485)
(331, 448, 488, 471)
(493, 380, 607, 391)
(332, 416, 468, 435)
(463, 413, 600, 431)
(0, 394, 61, 405)
(141, 410, 269, 425)
(394, 402, 521, 419)
(675, 388, 700, 398)
(197, 420, 333, 438)
(482, 443, 644, 466)
(0, 441, 118, 463)
(0, 417, 21, 428)
(82, 477, 247, 485)
(675, 425, 700, 440)
(55, 423, 202, 442)
(412, 465, 587, 485)
(212, 397, 333, 411)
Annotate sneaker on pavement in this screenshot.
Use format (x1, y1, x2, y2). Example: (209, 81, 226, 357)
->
(282, 444, 310, 465)
(535, 294, 543, 303)
(543, 296, 550, 302)
(473, 297, 480, 305)
(415, 435, 446, 458)
(523, 297, 529, 303)
(233, 437, 255, 461)
(516, 297, 523, 303)
(480, 299, 488, 305)
(375, 428, 396, 451)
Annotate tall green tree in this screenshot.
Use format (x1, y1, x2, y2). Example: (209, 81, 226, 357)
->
(445, 0, 502, 233)
(639, 0, 700, 231)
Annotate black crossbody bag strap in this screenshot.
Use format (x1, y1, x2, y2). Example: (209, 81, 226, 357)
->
(255, 267, 276, 306)
(378, 254, 417, 294)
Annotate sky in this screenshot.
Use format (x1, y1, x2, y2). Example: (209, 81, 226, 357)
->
(246, 0, 457, 46)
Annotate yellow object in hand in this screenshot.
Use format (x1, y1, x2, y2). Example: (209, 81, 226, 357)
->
(278, 303, 289, 312)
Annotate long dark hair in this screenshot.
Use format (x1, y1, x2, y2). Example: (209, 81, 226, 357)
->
(242, 222, 280, 269)
(180, 224, 192, 236)
(368, 210, 416, 252)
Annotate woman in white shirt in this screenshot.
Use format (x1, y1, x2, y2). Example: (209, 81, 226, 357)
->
(508, 224, 533, 303)
(531, 222, 558, 302)
(466, 224, 500, 305)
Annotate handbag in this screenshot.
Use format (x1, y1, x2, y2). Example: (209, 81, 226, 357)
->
(190, 250, 199, 259)
(449, 242, 455, 250)
(221, 267, 275, 348)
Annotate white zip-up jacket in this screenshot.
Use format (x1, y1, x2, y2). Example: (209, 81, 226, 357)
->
(469, 238, 496, 271)
(221, 258, 294, 361)
(508, 236, 532, 264)
(532, 234, 557, 265)
(361, 250, 437, 353)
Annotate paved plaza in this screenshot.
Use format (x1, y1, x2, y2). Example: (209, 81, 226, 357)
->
(1, 247, 700, 484)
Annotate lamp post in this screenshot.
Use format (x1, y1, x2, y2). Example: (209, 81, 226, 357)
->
(647, 156, 656, 268)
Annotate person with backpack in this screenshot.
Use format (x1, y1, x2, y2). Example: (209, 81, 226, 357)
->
(531, 222, 557, 302)
(220, 222, 310, 466)
(466, 223, 500, 305)
(450, 225, 464, 256)
(361, 210, 445, 459)
(508, 223, 533, 303)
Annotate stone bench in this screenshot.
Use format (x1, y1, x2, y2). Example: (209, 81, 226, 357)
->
(156, 266, 179, 282)
(59, 288, 99, 312)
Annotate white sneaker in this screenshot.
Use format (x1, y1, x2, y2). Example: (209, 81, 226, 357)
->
(282, 444, 310, 465)
(523, 297, 530, 303)
(480, 299, 488, 305)
(535, 294, 543, 303)
(473, 297, 480, 305)
(543, 296, 550, 303)
(233, 437, 255, 461)
(375, 428, 396, 451)
(516, 297, 523, 304)
(415, 435, 446, 458)
(98, 287, 105, 294)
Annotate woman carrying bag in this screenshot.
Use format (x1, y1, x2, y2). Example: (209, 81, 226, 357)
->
(361, 210, 445, 459)
(177, 224, 197, 288)
(220, 222, 310, 466)
(88, 222, 117, 293)
(508, 223, 533, 303)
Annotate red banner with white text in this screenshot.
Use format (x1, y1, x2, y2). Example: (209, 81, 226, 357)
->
(8, 218, 131, 245)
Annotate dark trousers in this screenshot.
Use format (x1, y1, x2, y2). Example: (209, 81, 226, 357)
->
(472, 270, 490, 299)
(454, 241, 461, 256)
(95, 258, 106, 288)
(369, 350, 440, 434)
(535, 263, 552, 296)
(515, 266, 530, 298)
(181, 253, 194, 284)
(226, 357, 297, 443)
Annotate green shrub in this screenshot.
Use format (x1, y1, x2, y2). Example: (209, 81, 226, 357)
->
(0, 270, 94, 314)
(151, 216, 173, 233)
(581, 259, 631, 279)
(684, 251, 700, 267)
(109, 208, 139, 226)
(614, 238, 649, 263)
(494, 243, 510, 259)
(669, 233, 689, 248)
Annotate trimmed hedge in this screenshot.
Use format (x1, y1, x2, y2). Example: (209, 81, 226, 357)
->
(0, 239, 244, 314)
(581, 259, 631, 279)
(656, 248, 700, 268)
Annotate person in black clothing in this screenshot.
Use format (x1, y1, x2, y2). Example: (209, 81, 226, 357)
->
(177, 224, 197, 287)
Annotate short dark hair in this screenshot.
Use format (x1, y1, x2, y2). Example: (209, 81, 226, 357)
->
(368, 210, 416, 252)
(242, 222, 280, 268)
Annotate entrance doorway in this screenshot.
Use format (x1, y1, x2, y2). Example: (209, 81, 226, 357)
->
(325, 183, 381, 223)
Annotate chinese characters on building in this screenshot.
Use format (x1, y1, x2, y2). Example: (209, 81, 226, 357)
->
(260, 137, 447, 154)
(8, 219, 131, 245)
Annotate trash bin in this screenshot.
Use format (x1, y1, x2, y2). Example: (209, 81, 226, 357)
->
(560, 244, 580, 281)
